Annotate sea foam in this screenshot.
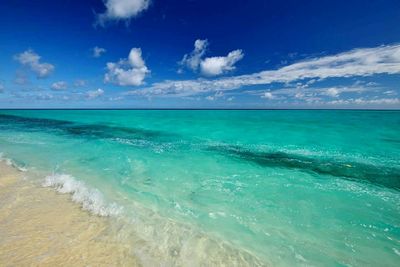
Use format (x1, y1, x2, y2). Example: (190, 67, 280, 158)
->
(0, 152, 28, 172)
(43, 173, 122, 217)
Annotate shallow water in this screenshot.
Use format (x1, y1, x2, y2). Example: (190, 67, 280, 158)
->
(0, 162, 141, 266)
(0, 110, 399, 266)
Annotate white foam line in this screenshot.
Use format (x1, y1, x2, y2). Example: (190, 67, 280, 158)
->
(0, 152, 28, 172)
(43, 173, 123, 217)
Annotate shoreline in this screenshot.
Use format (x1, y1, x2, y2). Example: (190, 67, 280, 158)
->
(0, 160, 267, 266)
(0, 161, 140, 266)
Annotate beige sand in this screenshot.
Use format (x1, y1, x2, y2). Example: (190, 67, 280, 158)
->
(0, 162, 139, 267)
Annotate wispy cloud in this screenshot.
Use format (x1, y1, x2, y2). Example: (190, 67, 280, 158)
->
(383, 90, 397, 96)
(254, 83, 375, 102)
(92, 46, 106, 58)
(205, 91, 224, 101)
(179, 39, 244, 76)
(104, 48, 150, 86)
(14, 50, 54, 78)
(130, 44, 400, 97)
(14, 70, 29, 85)
(179, 39, 209, 72)
(51, 81, 68, 90)
(327, 98, 400, 106)
(87, 88, 104, 99)
(97, 0, 150, 25)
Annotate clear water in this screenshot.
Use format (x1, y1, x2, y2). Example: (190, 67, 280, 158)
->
(0, 110, 399, 266)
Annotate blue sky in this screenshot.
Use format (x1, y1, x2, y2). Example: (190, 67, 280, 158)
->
(0, 0, 399, 108)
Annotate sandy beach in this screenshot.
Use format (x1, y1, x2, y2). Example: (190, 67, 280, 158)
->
(0, 161, 139, 266)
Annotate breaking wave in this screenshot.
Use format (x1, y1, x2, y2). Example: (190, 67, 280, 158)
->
(43, 173, 123, 217)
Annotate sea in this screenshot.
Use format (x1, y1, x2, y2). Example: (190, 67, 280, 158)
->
(0, 109, 399, 266)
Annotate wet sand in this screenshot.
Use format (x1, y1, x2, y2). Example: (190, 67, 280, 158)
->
(0, 162, 139, 266)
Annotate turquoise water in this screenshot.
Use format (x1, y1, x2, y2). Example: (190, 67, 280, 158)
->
(0, 110, 399, 266)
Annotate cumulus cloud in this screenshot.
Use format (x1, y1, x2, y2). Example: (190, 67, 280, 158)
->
(97, 0, 150, 25)
(179, 39, 244, 76)
(130, 44, 400, 97)
(200, 50, 244, 76)
(93, 46, 106, 58)
(87, 88, 105, 99)
(51, 81, 68, 90)
(14, 50, 54, 78)
(104, 48, 150, 86)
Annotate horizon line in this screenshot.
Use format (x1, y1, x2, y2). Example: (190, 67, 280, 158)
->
(0, 108, 399, 111)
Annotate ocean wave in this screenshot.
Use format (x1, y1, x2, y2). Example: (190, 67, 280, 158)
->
(0, 152, 28, 172)
(43, 173, 123, 217)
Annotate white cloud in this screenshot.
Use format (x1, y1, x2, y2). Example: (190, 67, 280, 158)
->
(261, 92, 275, 99)
(0, 83, 4, 93)
(327, 98, 400, 106)
(131, 44, 400, 97)
(324, 87, 340, 97)
(14, 50, 54, 78)
(87, 88, 104, 99)
(180, 39, 209, 71)
(104, 48, 150, 86)
(179, 39, 244, 76)
(246, 83, 399, 106)
(254, 85, 372, 101)
(200, 49, 244, 76)
(319, 86, 369, 98)
(383, 90, 396, 95)
(205, 91, 224, 101)
(97, 0, 150, 24)
(93, 46, 106, 58)
(51, 81, 68, 90)
(109, 96, 124, 101)
(366, 82, 378, 86)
